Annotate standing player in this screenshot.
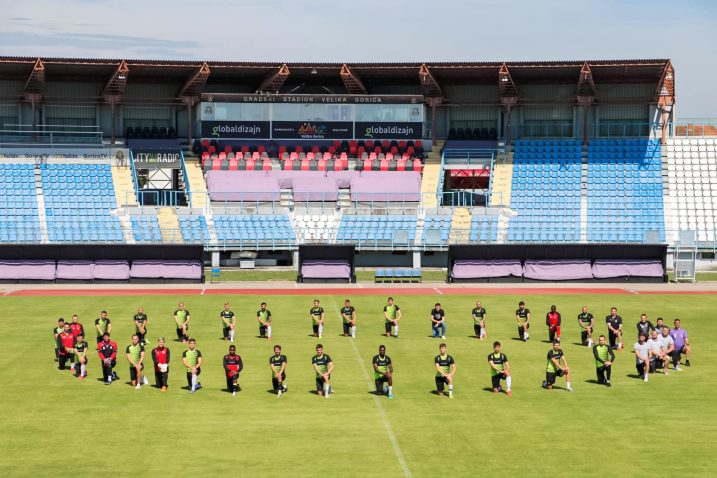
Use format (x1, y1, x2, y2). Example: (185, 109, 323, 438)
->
(94, 311, 111, 344)
(472, 300, 487, 340)
(516, 301, 531, 341)
(488, 341, 512, 396)
(605, 307, 623, 350)
(73, 333, 89, 379)
(174, 302, 191, 343)
(434, 343, 456, 398)
(133, 307, 149, 346)
(670, 319, 691, 368)
(545, 305, 561, 343)
(69, 314, 84, 339)
(384, 297, 402, 338)
(97, 332, 118, 385)
(151, 337, 171, 391)
(593, 335, 615, 386)
(636, 314, 655, 341)
(257, 302, 272, 340)
(126, 334, 148, 390)
(269, 345, 288, 397)
(341, 299, 357, 338)
(220, 302, 236, 342)
(577, 306, 594, 347)
(430, 303, 446, 339)
(182, 338, 202, 393)
(310, 300, 325, 339)
(57, 322, 76, 372)
(53, 318, 65, 362)
(223, 345, 243, 396)
(372, 345, 393, 399)
(542, 341, 572, 391)
(634, 333, 650, 382)
(311, 344, 333, 398)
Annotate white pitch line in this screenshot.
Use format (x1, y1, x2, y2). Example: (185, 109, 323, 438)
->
(330, 299, 412, 478)
(200, 288, 206, 296)
(433, 287, 443, 295)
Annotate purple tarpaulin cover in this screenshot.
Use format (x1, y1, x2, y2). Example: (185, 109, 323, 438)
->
(130, 260, 202, 279)
(93, 260, 130, 280)
(0, 260, 56, 280)
(56, 260, 94, 280)
(523, 260, 593, 280)
(451, 259, 523, 279)
(350, 172, 421, 202)
(205, 171, 280, 201)
(592, 259, 664, 278)
(292, 177, 338, 201)
(301, 259, 351, 279)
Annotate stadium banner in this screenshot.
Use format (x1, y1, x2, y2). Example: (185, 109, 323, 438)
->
(202, 94, 423, 104)
(354, 122, 423, 140)
(271, 121, 353, 140)
(201, 121, 270, 139)
(131, 149, 182, 169)
(0, 147, 121, 160)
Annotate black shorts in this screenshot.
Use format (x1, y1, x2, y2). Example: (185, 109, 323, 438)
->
(312, 324, 319, 334)
(129, 363, 144, 381)
(186, 367, 201, 376)
(491, 374, 506, 389)
(315, 374, 329, 390)
(343, 323, 351, 335)
(435, 375, 448, 391)
(545, 370, 564, 385)
(223, 326, 230, 336)
(385, 322, 393, 333)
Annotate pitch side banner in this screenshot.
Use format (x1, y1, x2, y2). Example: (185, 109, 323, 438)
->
(272, 121, 353, 140)
(202, 94, 423, 104)
(132, 149, 182, 169)
(201, 121, 270, 139)
(354, 122, 423, 140)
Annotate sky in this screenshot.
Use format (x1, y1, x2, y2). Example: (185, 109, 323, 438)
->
(0, 0, 715, 117)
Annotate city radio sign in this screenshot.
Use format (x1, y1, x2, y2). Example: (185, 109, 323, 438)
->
(132, 149, 182, 169)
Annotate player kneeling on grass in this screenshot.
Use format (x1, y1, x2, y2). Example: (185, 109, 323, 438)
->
(384, 297, 401, 338)
(310, 300, 325, 339)
(312, 344, 333, 398)
(577, 306, 594, 347)
(634, 333, 650, 382)
(516, 301, 530, 341)
(488, 341, 511, 396)
(670, 319, 691, 368)
(593, 335, 615, 386)
(133, 307, 148, 346)
(372, 345, 393, 399)
(341, 299, 357, 338)
(220, 302, 236, 342)
(182, 338, 203, 393)
(257, 302, 272, 339)
(97, 332, 118, 385)
(647, 331, 670, 375)
(434, 343, 456, 398)
(543, 341, 572, 391)
(74, 333, 89, 379)
(151, 337, 170, 391)
(545, 305, 561, 343)
(606, 307, 623, 351)
(472, 300, 487, 340)
(223, 345, 243, 396)
(126, 334, 148, 390)
(270, 345, 288, 397)
(174, 302, 191, 344)
(57, 322, 76, 372)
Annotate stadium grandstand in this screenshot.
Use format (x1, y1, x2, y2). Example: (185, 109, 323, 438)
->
(0, 56, 713, 282)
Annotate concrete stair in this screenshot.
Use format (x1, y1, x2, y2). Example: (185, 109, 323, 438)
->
(111, 165, 137, 208)
(184, 161, 208, 210)
(157, 207, 182, 243)
(449, 207, 472, 243)
(489, 161, 513, 207)
(419, 140, 444, 209)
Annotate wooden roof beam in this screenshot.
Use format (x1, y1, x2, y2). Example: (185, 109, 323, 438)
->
(577, 61, 596, 98)
(498, 62, 518, 98)
(178, 62, 211, 99)
(655, 60, 675, 105)
(23, 58, 45, 101)
(340, 64, 367, 95)
(258, 63, 290, 94)
(102, 60, 129, 102)
(419, 63, 445, 99)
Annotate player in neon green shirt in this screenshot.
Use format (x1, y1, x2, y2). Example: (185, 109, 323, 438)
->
(383, 297, 402, 338)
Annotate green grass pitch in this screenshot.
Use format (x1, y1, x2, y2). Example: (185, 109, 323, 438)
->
(1, 292, 715, 477)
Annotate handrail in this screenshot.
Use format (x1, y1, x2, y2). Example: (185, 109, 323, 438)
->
(128, 149, 141, 206)
(180, 150, 192, 208)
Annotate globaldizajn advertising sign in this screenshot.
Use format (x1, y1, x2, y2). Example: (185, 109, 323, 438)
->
(354, 122, 423, 140)
(200, 121, 270, 140)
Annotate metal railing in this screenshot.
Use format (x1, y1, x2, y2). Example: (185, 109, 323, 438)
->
(671, 121, 717, 138)
(0, 128, 104, 147)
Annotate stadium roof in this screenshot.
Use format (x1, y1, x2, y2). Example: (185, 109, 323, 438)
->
(0, 57, 672, 102)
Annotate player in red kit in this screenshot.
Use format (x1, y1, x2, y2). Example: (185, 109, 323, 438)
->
(151, 337, 171, 391)
(57, 322, 77, 372)
(546, 305, 562, 343)
(223, 345, 243, 396)
(97, 332, 119, 385)
(69, 314, 84, 338)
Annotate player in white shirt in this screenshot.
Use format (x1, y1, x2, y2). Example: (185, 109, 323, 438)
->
(634, 334, 650, 382)
(659, 327, 676, 370)
(647, 330, 670, 375)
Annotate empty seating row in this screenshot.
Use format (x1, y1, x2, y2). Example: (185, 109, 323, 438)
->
(0, 164, 41, 243)
(214, 215, 295, 242)
(178, 216, 211, 242)
(130, 216, 162, 242)
(375, 268, 422, 283)
(336, 215, 417, 243)
(423, 215, 453, 244)
(197, 140, 425, 157)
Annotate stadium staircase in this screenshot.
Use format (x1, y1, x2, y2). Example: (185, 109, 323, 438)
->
(34, 166, 49, 242)
(488, 156, 513, 207)
(111, 164, 137, 208)
(580, 146, 588, 242)
(419, 140, 443, 208)
(449, 207, 472, 242)
(157, 207, 182, 243)
(184, 161, 208, 210)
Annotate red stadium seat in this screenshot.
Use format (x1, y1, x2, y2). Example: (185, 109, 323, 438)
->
(218, 152, 226, 160)
(235, 152, 243, 160)
(244, 159, 254, 171)
(415, 140, 423, 149)
(262, 159, 272, 171)
(357, 146, 365, 157)
(290, 152, 298, 160)
(317, 159, 327, 171)
(201, 152, 210, 167)
(283, 159, 294, 170)
(241, 145, 250, 154)
(406, 146, 415, 155)
(390, 146, 398, 155)
(380, 159, 389, 171)
(413, 160, 422, 174)
(224, 145, 232, 154)
(328, 145, 336, 154)
(349, 145, 357, 155)
(211, 158, 221, 170)
(279, 145, 287, 154)
(386, 153, 394, 160)
(312, 145, 320, 154)
(363, 159, 373, 171)
(374, 146, 382, 154)
(340, 152, 348, 161)
(295, 145, 304, 153)
(208, 145, 216, 154)
(398, 141, 406, 149)
(201, 139, 210, 148)
(300, 159, 310, 171)
(306, 152, 315, 160)
(396, 159, 406, 171)
(228, 158, 238, 170)
(369, 152, 377, 160)
(365, 140, 374, 150)
(333, 159, 343, 171)
(382, 140, 390, 150)
(323, 152, 332, 160)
